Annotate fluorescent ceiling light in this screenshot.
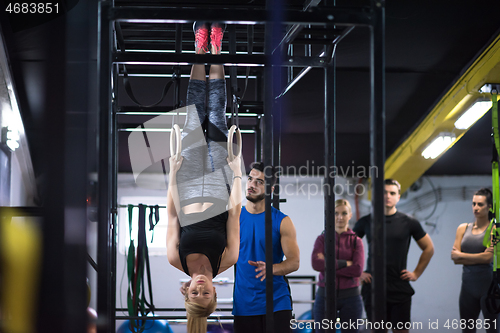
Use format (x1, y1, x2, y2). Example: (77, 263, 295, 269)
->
(6, 138, 19, 151)
(454, 100, 492, 130)
(421, 133, 456, 159)
(1, 123, 20, 151)
(479, 83, 500, 94)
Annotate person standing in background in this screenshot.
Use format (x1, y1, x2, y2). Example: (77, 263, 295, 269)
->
(353, 179, 434, 333)
(232, 162, 300, 333)
(451, 188, 499, 333)
(312, 199, 364, 333)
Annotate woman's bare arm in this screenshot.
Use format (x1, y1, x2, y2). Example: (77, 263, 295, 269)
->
(219, 156, 242, 274)
(451, 223, 493, 265)
(166, 157, 184, 272)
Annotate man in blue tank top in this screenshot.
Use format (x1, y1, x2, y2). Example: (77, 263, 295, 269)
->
(233, 162, 300, 333)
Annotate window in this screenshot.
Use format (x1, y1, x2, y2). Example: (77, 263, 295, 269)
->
(118, 196, 169, 256)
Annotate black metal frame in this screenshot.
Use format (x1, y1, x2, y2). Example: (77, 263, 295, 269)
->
(287, 275, 317, 314)
(97, 1, 385, 332)
(97, 2, 115, 332)
(369, 1, 386, 327)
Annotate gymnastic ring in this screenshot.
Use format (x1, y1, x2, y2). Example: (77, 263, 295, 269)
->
(170, 124, 182, 161)
(227, 125, 242, 162)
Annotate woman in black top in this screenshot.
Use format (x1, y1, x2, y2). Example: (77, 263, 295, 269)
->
(166, 22, 242, 333)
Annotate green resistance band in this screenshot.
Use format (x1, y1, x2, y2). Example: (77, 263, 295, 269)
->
(484, 92, 500, 272)
(127, 205, 147, 333)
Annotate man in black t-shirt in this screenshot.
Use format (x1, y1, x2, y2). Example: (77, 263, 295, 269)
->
(353, 179, 434, 333)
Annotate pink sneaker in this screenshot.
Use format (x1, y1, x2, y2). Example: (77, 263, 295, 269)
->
(210, 22, 226, 55)
(193, 21, 209, 54)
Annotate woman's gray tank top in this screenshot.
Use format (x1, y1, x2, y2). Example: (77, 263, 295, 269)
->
(461, 223, 486, 254)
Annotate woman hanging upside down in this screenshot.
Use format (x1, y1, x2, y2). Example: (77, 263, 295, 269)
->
(166, 21, 243, 333)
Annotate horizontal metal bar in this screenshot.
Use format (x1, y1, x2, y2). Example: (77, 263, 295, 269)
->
(116, 104, 263, 113)
(121, 49, 265, 55)
(110, 7, 372, 26)
(114, 1, 266, 10)
(287, 275, 316, 280)
(116, 112, 260, 117)
(118, 22, 266, 33)
(114, 52, 265, 66)
(117, 73, 258, 79)
(277, 50, 325, 99)
(291, 38, 338, 45)
(273, 0, 323, 52)
(114, 53, 328, 67)
(289, 280, 318, 284)
(118, 128, 256, 134)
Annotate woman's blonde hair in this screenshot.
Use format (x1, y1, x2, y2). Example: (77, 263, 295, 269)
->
(184, 292, 217, 333)
(335, 199, 352, 214)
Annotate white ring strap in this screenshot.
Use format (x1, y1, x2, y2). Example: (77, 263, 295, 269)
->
(170, 124, 182, 160)
(227, 125, 242, 161)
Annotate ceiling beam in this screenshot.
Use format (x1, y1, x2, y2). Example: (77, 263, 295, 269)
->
(385, 32, 500, 193)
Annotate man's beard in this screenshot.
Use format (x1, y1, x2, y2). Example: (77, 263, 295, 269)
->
(246, 192, 265, 203)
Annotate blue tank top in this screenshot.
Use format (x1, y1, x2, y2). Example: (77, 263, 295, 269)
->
(233, 206, 292, 316)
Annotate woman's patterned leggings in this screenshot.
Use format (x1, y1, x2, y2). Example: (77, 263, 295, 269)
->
(175, 79, 233, 219)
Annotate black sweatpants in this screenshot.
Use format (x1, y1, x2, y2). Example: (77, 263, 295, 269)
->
(459, 265, 499, 333)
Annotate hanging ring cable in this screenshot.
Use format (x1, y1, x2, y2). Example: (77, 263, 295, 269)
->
(116, 22, 177, 108)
